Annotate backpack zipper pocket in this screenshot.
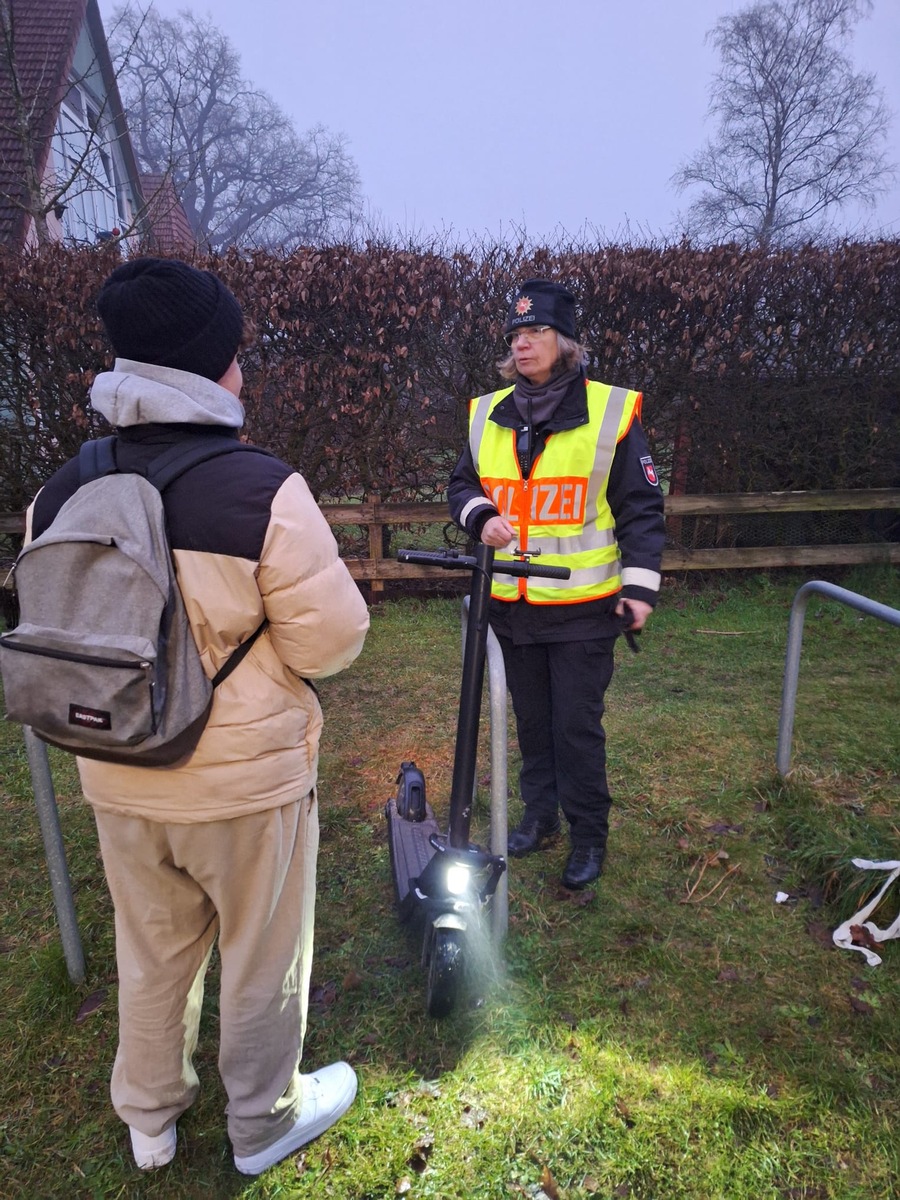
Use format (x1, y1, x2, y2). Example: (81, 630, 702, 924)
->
(0, 639, 151, 671)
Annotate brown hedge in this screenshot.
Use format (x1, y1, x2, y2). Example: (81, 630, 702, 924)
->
(0, 238, 897, 516)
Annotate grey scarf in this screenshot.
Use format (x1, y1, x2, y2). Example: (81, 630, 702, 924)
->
(512, 365, 581, 427)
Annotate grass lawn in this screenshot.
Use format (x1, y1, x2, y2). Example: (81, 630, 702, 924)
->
(1, 565, 898, 1199)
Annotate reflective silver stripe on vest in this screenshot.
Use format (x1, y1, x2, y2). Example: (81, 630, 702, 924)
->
(495, 555, 620, 591)
(584, 385, 631, 515)
(468, 390, 506, 468)
(524, 524, 618, 558)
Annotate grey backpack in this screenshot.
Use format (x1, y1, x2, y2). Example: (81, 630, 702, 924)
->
(0, 436, 268, 765)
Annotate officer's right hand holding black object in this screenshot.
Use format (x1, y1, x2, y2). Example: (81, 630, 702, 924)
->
(619, 602, 642, 653)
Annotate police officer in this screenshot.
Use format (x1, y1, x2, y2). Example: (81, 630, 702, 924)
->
(448, 279, 665, 890)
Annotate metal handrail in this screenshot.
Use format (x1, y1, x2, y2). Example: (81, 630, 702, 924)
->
(776, 581, 900, 776)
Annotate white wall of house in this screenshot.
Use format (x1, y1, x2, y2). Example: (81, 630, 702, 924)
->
(48, 23, 138, 247)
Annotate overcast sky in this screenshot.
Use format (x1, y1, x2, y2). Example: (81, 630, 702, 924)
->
(97, 0, 900, 245)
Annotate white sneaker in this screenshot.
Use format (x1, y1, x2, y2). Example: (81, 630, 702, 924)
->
(130, 1123, 177, 1169)
(233, 1061, 358, 1176)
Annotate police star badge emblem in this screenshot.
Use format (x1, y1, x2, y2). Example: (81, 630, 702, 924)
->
(515, 296, 533, 315)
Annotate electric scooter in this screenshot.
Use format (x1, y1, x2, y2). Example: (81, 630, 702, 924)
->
(384, 543, 570, 1018)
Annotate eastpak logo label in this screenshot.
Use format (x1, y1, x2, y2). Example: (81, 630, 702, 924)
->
(69, 704, 112, 730)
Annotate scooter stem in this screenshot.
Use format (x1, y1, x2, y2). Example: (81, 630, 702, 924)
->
(447, 542, 495, 848)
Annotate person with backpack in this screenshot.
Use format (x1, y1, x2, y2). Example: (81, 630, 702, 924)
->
(17, 258, 370, 1175)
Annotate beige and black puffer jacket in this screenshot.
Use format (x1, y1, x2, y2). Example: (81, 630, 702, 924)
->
(28, 360, 370, 823)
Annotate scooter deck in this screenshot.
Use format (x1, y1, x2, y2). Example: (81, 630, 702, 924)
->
(385, 797, 441, 913)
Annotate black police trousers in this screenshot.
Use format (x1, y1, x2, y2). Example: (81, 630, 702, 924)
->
(496, 634, 616, 849)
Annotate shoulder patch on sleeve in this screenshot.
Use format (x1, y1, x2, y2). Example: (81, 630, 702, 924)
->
(640, 456, 659, 486)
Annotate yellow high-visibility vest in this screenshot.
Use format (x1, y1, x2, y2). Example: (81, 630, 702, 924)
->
(468, 380, 642, 603)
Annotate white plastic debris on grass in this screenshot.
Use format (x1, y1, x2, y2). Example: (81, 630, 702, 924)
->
(832, 859, 900, 966)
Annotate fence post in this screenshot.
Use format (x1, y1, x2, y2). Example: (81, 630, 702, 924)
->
(366, 495, 385, 597)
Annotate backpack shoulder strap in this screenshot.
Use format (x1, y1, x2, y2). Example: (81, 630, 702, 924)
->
(146, 437, 274, 493)
(78, 436, 118, 485)
(211, 618, 269, 688)
(145, 436, 275, 687)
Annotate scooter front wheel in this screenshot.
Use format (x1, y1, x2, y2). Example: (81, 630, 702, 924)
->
(426, 927, 465, 1018)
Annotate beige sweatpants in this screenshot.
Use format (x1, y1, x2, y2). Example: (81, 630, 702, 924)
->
(93, 789, 318, 1158)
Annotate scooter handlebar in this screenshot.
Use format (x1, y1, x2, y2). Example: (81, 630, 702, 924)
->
(397, 547, 571, 580)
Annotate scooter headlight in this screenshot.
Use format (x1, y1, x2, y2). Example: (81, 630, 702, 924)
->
(446, 863, 471, 896)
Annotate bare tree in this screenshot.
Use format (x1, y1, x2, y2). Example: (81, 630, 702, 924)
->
(110, 4, 362, 251)
(672, 0, 895, 248)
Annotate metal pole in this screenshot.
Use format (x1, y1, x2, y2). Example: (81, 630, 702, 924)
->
(777, 581, 900, 777)
(462, 596, 509, 946)
(23, 727, 85, 983)
(485, 626, 509, 944)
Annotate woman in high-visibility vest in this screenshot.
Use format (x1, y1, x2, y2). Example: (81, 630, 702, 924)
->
(448, 279, 665, 891)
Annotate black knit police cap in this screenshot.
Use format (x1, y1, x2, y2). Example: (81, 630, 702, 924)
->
(504, 278, 577, 339)
(97, 257, 244, 383)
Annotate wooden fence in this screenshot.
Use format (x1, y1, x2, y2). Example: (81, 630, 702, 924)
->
(326, 490, 900, 593)
(2, 491, 898, 596)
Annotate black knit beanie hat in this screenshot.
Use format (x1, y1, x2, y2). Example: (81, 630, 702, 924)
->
(97, 257, 244, 382)
(504, 278, 577, 340)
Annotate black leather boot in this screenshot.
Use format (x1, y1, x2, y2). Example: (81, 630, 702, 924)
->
(507, 815, 561, 858)
(561, 846, 605, 889)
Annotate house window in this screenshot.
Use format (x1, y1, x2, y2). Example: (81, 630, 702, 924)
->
(51, 85, 120, 244)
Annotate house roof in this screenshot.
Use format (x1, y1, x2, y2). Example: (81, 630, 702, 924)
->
(0, 0, 144, 248)
(139, 171, 197, 254)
